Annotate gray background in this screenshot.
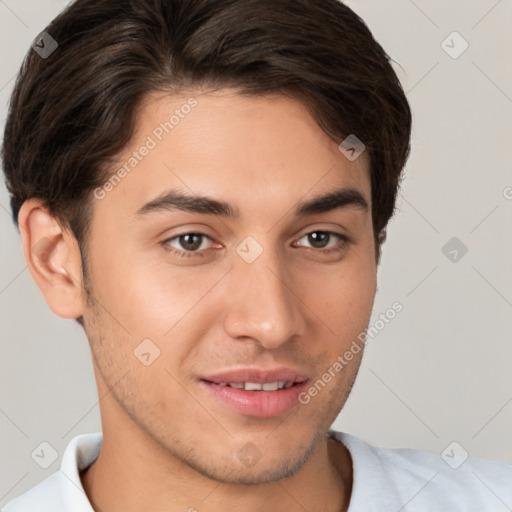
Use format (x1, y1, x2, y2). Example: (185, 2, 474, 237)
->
(1, 0, 511, 505)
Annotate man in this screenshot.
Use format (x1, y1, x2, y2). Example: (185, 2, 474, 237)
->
(1, 0, 510, 510)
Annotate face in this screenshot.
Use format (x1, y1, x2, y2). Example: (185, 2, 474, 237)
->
(82, 89, 377, 484)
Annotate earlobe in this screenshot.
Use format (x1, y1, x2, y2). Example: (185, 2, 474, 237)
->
(17, 199, 86, 319)
(375, 229, 387, 265)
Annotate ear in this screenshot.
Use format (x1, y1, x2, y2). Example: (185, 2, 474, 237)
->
(17, 199, 86, 319)
(375, 228, 387, 265)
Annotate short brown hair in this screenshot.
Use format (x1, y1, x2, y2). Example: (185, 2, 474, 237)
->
(2, 0, 411, 255)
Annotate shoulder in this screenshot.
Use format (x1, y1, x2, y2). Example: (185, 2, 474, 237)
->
(2, 432, 102, 512)
(2, 472, 65, 512)
(330, 430, 512, 511)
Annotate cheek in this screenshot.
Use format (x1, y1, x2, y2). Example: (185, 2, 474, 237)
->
(90, 247, 222, 337)
(88, 229, 375, 349)
(302, 255, 376, 340)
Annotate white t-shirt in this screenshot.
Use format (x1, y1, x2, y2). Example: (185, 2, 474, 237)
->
(2, 430, 511, 511)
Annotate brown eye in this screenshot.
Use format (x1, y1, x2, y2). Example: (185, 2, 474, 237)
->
(177, 234, 203, 251)
(307, 231, 331, 248)
(163, 233, 213, 254)
(295, 231, 348, 251)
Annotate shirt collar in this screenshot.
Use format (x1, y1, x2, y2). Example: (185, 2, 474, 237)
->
(60, 432, 102, 512)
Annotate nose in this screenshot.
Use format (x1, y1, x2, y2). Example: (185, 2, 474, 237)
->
(222, 242, 305, 349)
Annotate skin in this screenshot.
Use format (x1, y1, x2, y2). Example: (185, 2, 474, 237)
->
(19, 89, 377, 512)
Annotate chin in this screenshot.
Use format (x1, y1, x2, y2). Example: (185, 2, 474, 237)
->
(189, 446, 315, 485)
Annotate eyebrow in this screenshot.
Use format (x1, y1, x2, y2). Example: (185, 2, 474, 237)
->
(135, 187, 369, 219)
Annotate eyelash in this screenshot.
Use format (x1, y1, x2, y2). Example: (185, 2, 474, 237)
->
(161, 231, 351, 259)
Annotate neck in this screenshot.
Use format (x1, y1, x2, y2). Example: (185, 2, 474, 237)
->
(80, 426, 352, 512)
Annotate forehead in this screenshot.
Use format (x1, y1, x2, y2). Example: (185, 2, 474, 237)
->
(93, 89, 372, 222)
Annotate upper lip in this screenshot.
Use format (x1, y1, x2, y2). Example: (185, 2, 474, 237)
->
(201, 367, 309, 384)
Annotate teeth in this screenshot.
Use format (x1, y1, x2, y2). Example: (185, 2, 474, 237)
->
(244, 382, 263, 391)
(218, 381, 293, 391)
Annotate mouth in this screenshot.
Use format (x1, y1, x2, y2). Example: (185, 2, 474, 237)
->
(203, 380, 298, 391)
(199, 368, 309, 418)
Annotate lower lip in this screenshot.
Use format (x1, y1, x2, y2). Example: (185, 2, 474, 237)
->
(200, 380, 309, 418)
